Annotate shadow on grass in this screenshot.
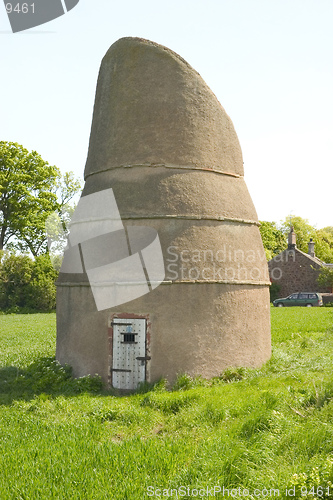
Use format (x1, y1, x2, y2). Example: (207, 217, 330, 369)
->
(0, 357, 251, 405)
(0, 357, 108, 405)
(0, 357, 171, 405)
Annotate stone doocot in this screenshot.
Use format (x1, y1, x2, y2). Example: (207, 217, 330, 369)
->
(56, 37, 271, 389)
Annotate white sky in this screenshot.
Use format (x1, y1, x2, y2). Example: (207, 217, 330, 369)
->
(1, 0, 332, 229)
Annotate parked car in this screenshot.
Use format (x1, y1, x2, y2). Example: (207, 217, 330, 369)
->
(273, 292, 323, 307)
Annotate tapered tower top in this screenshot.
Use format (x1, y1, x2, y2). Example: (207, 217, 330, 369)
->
(84, 37, 244, 179)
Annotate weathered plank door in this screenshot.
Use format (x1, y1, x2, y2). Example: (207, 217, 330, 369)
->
(111, 318, 146, 390)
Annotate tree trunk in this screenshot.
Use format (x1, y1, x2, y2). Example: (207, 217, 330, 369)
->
(0, 224, 7, 251)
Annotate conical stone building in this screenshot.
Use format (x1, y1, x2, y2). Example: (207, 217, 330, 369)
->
(56, 37, 271, 389)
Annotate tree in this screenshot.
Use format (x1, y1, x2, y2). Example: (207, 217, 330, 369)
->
(0, 141, 59, 254)
(0, 141, 81, 256)
(280, 217, 333, 264)
(313, 228, 333, 264)
(259, 221, 285, 260)
(14, 170, 81, 256)
(0, 251, 58, 311)
(317, 267, 333, 293)
(56, 171, 81, 207)
(0, 251, 34, 309)
(280, 216, 315, 254)
(322, 227, 333, 237)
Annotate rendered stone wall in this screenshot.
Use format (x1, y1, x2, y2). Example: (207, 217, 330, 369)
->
(56, 37, 271, 387)
(57, 282, 271, 385)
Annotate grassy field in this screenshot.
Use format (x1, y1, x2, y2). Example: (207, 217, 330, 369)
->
(1, 308, 333, 499)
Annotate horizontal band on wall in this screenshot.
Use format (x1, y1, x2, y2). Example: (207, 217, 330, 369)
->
(163, 280, 271, 286)
(85, 163, 241, 179)
(120, 214, 260, 225)
(68, 215, 259, 226)
(56, 280, 270, 287)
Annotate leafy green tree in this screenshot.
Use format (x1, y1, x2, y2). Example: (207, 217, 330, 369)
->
(0, 251, 57, 311)
(280, 217, 333, 263)
(259, 221, 285, 260)
(317, 267, 333, 293)
(0, 141, 81, 256)
(0, 251, 34, 309)
(280, 216, 315, 254)
(0, 141, 59, 254)
(14, 170, 81, 257)
(260, 216, 333, 263)
(322, 227, 333, 237)
(27, 254, 58, 310)
(56, 171, 81, 207)
(313, 228, 333, 264)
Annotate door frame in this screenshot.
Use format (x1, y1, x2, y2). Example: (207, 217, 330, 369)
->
(108, 313, 151, 388)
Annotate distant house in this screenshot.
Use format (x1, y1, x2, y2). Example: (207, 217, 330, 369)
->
(268, 226, 333, 298)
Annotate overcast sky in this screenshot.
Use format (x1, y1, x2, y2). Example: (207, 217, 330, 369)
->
(1, 0, 332, 228)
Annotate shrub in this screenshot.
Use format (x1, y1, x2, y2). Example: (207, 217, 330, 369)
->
(0, 253, 34, 309)
(0, 252, 58, 311)
(270, 282, 281, 302)
(317, 267, 333, 293)
(11, 357, 103, 395)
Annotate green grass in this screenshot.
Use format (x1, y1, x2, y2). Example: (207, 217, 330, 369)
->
(0, 308, 333, 499)
(0, 313, 55, 367)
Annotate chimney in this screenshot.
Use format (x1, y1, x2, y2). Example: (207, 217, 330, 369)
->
(308, 238, 315, 257)
(288, 226, 296, 250)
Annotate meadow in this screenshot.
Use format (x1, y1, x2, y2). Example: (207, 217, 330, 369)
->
(1, 308, 333, 499)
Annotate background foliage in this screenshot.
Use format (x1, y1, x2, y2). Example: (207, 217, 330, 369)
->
(0, 251, 58, 312)
(0, 141, 81, 257)
(260, 217, 333, 264)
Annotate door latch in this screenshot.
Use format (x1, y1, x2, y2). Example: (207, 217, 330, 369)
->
(136, 356, 151, 366)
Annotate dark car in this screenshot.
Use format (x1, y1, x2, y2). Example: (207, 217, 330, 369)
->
(273, 292, 323, 307)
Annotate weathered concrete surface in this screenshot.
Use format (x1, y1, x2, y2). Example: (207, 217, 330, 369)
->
(57, 282, 270, 385)
(56, 37, 271, 386)
(84, 37, 244, 177)
(82, 167, 257, 222)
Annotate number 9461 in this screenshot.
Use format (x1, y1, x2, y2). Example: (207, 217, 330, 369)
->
(300, 486, 331, 496)
(5, 3, 35, 14)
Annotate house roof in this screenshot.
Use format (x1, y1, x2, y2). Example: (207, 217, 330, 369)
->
(268, 246, 333, 269)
